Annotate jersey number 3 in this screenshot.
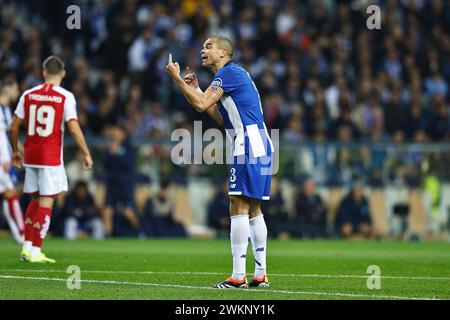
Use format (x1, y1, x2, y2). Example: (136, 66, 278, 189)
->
(28, 104, 55, 137)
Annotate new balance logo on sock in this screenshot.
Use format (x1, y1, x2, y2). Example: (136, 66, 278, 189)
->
(256, 247, 265, 252)
(240, 254, 246, 258)
(255, 259, 261, 267)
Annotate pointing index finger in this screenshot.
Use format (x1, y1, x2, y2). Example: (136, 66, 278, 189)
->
(168, 53, 172, 64)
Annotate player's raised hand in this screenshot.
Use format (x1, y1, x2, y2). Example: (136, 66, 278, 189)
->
(165, 53, 181, 81)
(83, 154, 94, 170)
(184, 66, 199, 89)
(12, 151, 22, 169)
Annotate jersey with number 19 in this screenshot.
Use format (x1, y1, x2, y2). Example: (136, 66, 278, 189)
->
(14, 84, 77, 196)
(14, 84, 77, 167)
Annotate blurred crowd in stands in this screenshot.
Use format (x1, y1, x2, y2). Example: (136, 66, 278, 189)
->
(1, 0, 450, 239)
(1, 0, 449, 142)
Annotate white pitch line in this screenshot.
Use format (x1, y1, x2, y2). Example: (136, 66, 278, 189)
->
(1, 269, 450, 281)
(0, 275, 439, 300)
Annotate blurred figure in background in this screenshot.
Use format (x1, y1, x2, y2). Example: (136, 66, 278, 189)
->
(261, 177, 290, 238)
(294, 178, 328, 238)
(207, 179, 230, 238)
(335, 184, 373, 239)
(0, 78, 24, 244)
(141, 180, 186, 238)
(102, 126, 139, 236)
(62, 181, 104, 240)
(65, 150, 95, 189)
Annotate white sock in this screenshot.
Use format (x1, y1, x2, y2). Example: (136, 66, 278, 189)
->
(22, 241, 32, 252)
(31, 246, 41, 257)
(250, 214, 267, 278)
(230, 215, 250, 281)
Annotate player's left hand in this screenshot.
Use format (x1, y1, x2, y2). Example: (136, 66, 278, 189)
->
(165, 53, 181, 81)
(184, 66, 199, 89)
(12, 152, 22, 169)
(83, 154, 94, 171)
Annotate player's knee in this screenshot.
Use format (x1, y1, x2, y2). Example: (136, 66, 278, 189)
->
(39, 196, 54, 209)
(249, 199, 262, 218)
(3, 189, 16, 198)
(228, 195, 239, 209)
(229, 195, 250, 215)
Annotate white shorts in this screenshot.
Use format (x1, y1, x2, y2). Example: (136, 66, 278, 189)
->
(24, 166, 68, 196)
(0, 168, 14, 193)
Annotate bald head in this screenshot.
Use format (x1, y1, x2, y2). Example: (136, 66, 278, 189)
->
(201, 36, 233, 72)
(209, 36, 233, 58)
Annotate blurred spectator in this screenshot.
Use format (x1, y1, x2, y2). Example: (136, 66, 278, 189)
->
(404, 101, 428, 142)
(65, 151, 94, 189)
(282, 112, 304, 142)
(128, 28, 164, 87)
(335, 184, 373, 239)
(141, 180, 186, 238)
(425, 71, 448, 101)
(353, 91, 384, 138)
(207, 179, 230, 238)
(383, 88, 406, 137)
(62, 181, 104, 240)
(132, 102, 171, 138)
(102, 126, 139, 236)
(294, 179, 327, 238)
(328, 106, 360, 140)
(261, 177, 290, 238)
(427, 94, 450, 140)
(0, 0, 447, 144)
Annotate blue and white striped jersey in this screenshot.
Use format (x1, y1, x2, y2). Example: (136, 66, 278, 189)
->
(207, 61, 274, 157)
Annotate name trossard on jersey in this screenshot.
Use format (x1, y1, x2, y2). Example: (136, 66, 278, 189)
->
(14, 84, 78, 167)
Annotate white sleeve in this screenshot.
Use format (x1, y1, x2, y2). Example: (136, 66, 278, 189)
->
(14, 93, 25, 119)
(0, 131, 10, 164)
(64, 93, 78, 122)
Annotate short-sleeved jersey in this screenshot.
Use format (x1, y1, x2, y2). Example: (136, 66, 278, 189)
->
(14, 84, 78, 167)
(207, 61, 274, 157)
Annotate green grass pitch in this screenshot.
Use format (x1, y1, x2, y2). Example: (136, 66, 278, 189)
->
(0, 238, 449, 300)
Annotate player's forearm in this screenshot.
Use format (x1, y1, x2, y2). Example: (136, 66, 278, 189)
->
(9, 127, 19, 153)
(74, 133, 91, 157)
(193, 87, 223, 126)
(68, 122, 91, 157)
(9, 116, 22, 154)
(174, 77, 209, 112)
(205, 105, 223, 126)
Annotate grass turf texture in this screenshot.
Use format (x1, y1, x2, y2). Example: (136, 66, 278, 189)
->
(0, 238, 449, 300)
